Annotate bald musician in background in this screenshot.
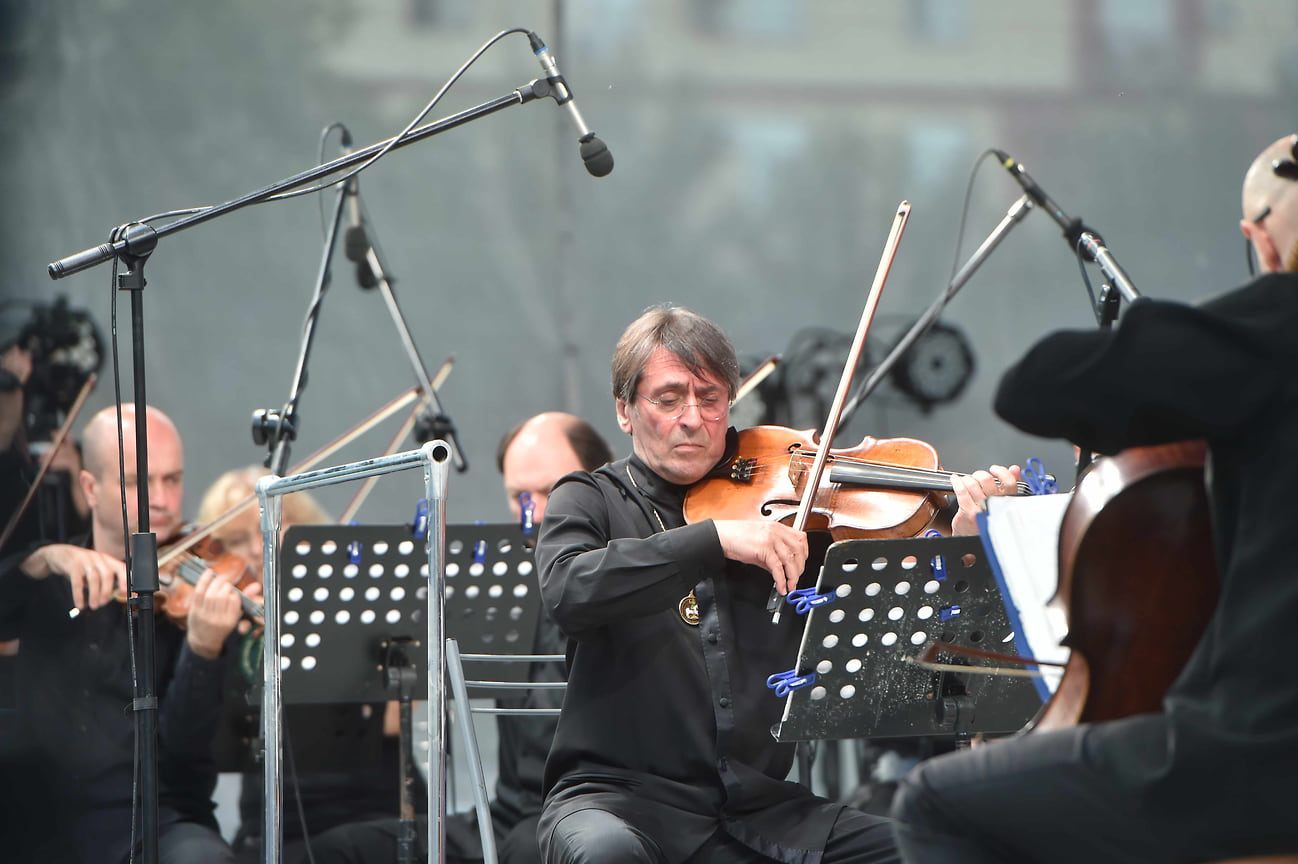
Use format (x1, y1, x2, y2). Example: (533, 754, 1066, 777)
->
(303, 411, 612, 864)
(0, 404, 251, 863)
(890, 135, 1298, 860)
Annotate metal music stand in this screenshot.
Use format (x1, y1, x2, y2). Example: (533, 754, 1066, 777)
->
(257, 443, 450, 864)
(773, 535, 1043, 743)
(273, 518, 541, 864)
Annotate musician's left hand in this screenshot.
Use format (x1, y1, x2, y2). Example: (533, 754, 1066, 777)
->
(950, 464, 1021, 536)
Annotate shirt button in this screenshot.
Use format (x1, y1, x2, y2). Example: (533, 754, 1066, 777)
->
(719, 697, 731, 709)
(706, 632, 718, 644)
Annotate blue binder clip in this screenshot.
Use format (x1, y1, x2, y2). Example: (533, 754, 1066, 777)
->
(412, 499, 429, 540)
(348, 539, 362, 565)
(938, 605, 962, 621)
(519, 493, 535, 537)
(924, 528, 947, 581)
(766, 669, 817, 698)
(1022, 457, 1058, 495)
(786, 587, 835, 616)
(473, 539, 487, 565)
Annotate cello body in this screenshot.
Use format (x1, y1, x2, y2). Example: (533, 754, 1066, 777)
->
(1033, 441, 1219, 730)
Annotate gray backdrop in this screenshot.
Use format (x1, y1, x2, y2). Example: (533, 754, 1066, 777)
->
(3, 0, 1296, 525)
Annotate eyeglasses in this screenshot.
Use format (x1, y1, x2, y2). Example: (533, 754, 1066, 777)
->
(1245, 135, 1298, 276)
(636, 391, 728, 421)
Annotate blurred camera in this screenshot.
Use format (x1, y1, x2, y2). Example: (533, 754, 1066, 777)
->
(1, 296, 104, 441)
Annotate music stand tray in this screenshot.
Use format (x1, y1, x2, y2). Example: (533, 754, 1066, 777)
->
(278, 523, 541, 705)
(773, 535, 1043, 742)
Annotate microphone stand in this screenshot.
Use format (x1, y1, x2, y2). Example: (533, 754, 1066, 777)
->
(840, 193, 1035, 423)
(113, 222, 164, 864)
(252, 181, 350, 477)
(347, 192, 468, 472)
(45, 78, 569, 864)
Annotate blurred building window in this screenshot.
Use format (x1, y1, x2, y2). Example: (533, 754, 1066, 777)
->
(1088, 0, 1189, 88)
(692, 0, 806, 40)
(727, 118, 808, 206)
(570, 0, 644, 60)
(906, 123, 969, 198)
(408, 0, 472, 29)
(908, 0, 972, 45)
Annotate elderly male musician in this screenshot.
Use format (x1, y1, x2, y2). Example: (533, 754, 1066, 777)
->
(0, 404, 250, 864)
(890, 134, 1298, 862)
(533, 305, 1011, 864)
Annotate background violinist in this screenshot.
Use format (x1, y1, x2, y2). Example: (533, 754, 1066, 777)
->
(0, 403, 251, 864)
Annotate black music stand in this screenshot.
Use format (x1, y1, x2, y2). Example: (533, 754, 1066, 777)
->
(277, 522, 542, 703)
(271, 521, 540, 863)
(773, 535, 1042, 742)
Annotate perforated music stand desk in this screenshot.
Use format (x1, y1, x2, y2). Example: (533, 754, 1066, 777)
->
(277, 522, 542, 704)
(774, 534, 1043, 742)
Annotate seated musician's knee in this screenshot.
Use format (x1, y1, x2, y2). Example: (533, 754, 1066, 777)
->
(544, 808, 664, 864)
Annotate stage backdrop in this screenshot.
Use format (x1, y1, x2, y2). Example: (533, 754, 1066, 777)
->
(3, 0, 1295, 525)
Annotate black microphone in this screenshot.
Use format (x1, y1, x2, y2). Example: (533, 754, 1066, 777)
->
(528, 31, 614, 177)
(992, 150, 1084, 250)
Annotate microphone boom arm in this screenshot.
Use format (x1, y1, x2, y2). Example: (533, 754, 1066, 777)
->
(49, 81, 555, 280)
(354, 204, 469, 472)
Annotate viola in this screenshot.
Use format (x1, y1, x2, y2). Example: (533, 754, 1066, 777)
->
(1031, 440, 1217, 730)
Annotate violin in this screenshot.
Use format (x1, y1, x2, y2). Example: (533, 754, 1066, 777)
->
(684, 425, 1036, 540)
(1032, 440, 1217, 730)
(108, 530, 264, 628)
(684, 426, 947, 540)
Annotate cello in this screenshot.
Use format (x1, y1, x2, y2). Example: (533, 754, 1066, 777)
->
(1032, 440, 1218, 729)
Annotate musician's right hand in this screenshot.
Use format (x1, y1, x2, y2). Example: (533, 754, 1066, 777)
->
(19, 544, 127, 611)
(712, 520, 808, 596)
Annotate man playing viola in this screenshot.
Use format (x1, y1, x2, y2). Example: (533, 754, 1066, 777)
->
(534, 305, 1011, 864)
(889, 135, 1298, 861)
(0, 404, 251, 863)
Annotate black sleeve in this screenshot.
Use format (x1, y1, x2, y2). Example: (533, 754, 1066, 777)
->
(536, 474, 723, 638)
(158, 634, 230, 764)
(994, 292, 1282, 453)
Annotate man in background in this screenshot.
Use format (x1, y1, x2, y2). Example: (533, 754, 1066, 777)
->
(303, 411, 612, 864)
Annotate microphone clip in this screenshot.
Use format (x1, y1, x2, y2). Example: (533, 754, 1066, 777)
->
(530, 74, 573, 107)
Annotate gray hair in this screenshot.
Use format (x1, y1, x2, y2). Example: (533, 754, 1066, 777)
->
(611, 304, 740, 404)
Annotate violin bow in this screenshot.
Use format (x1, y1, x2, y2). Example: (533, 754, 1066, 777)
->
(158, 355, 454, 568)
(732, 355, 780, 407)
(770, 201, 912, 620)
(337, 355, 455, 523)
(0, 372, 98, 554)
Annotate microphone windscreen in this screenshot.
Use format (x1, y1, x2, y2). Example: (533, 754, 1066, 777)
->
(355, 261, 377, 290)
(580, 135, 614, 178)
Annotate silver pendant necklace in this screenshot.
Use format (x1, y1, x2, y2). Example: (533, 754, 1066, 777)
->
(626, 464, 699, 626)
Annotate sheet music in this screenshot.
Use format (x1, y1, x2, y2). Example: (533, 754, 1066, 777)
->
(977, 493, 1073, 700)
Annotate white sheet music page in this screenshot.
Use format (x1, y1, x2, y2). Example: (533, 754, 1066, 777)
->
(979, 493, 1073, 700)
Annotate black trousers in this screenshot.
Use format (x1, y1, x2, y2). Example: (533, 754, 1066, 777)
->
(297, 810, 543, 864)
(890, 724, 1294, 863)
(543, 805, 899, 864)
